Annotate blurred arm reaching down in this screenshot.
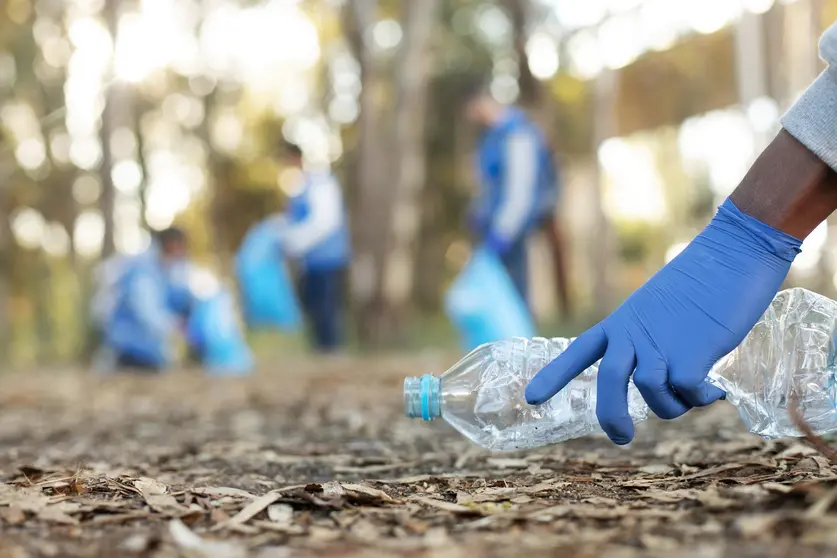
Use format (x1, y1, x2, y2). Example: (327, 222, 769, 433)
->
(488, 130, 539, 251)
(284, 175, 342, 257)
(782, 21, 837, 172)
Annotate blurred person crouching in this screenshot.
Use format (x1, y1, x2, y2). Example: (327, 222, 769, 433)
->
(92, 227, 193, 372)
(279, 141, 351, 353)
(461, 79, 565, 310)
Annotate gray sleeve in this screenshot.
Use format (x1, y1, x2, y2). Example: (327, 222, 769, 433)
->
(781, 22, 837, 172)
(492, 130, 539, 243)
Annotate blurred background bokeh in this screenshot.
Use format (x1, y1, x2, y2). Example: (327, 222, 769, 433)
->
(1, 0, 835, 367)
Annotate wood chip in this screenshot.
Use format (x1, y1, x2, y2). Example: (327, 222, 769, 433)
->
(217, 492, 282, 529)
(485, 458, 529, 469)
(341, 483, 396, 503)
(90, 511, 155, 525)
(250, 520, 305, 535)
(411, 496, 480, 515)
(169, 518, 247, 558)
(333, 462, 415, 474)
(806, 486, 837, 518)
(192, 487, 257, 500)
(266, 504, 293, 524)
(679, 463, 749, 480)
(1, 506, 25, 525)
(638, 464, 675, 475)
(135, 478, 193, 517)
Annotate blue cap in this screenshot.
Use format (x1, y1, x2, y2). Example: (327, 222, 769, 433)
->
(403, 374, 441, 420)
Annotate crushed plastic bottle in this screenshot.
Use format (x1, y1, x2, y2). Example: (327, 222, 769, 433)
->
(404, 288, 837, 451)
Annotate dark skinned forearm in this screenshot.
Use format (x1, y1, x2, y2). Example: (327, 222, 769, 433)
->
(730, 130, 837, 240)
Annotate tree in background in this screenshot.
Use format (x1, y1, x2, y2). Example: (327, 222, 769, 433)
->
(345, 0, 439, 347)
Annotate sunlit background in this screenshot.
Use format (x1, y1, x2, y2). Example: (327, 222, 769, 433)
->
(1, 0, 835, 364)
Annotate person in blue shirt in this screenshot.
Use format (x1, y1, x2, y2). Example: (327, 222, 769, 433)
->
(95, 227, 193, 372)
(462, 81, 559, 305)
(280, 141, 351, 353)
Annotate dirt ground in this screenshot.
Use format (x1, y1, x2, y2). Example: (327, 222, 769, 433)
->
(1, 353, 837, 558)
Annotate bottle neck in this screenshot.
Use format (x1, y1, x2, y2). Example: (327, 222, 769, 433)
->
(404, 375, 442, 421)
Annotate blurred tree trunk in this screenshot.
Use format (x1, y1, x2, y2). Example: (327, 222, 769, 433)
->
(503, 0, 538, 108)
(349, 0, 439, 347)
(33, 253, 53, 364)
(99, 0, 119, 258)
(0, 166, 10, 364)
(379, 0, 440, 335)
(735, 11, 770, 157)
(591, 70, 618, 317)
(197, 87, 234, 268)
(784, 0, 822, 106)
(347, 0, 391, 346)
(134, 95, 151, 231)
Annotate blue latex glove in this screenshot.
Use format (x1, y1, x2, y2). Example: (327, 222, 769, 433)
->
(525, 198, 802, 445)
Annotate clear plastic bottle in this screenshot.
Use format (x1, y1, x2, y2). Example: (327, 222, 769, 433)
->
(404, 288, 837, 451)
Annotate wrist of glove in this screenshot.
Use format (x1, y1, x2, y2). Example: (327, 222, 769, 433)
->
(526, 198, 802, 445)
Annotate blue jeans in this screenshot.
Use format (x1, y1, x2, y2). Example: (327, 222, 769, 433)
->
(501, 236, 529, 305)
(298, 267, 345, 352)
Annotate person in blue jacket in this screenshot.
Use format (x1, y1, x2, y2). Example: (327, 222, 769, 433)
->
(462, 81, 558, 305)
(280, 141, 351, 353)
(97, 227, 193, 372)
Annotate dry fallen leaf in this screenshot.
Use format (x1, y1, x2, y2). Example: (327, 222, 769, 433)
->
(192, 487, 256, 500)
(694, 489, 741, 510)
(134, 478, 168, 496)
(638, 464, 675, 475)
(266, 504, 293, 524)
(678, 463, 749, 480)
(640, 534, 680, 551)
(806, 486, 837, 518)
(319, 482, 346, 498)
(341, 483, 396, 503)
(520, 481, 569, 494)
(218, 492, 282, 529)
(251, 520, 306, 535)
(485, 458, 529, 470)
(135, 478, 193, 517)
(0, 486, 49, 513)
(119, 533, 153, 553)
(411, 496, 482, 515)
(510, 495, 533, 505)
(169, 518, 247, 558)
(736, 514, 779, 538)
(1, 506, 25, 525)
(37, 502, 83, 525)
(18, 466, 47, 482)
(349, 518, 381, 542)
(457, 488, 515, 505)
(306, 526, 340, 543)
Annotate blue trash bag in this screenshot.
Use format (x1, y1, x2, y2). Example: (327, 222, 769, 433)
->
(235, 217, 303, 331)
(444, 248, 537, 351)
(187, 285, 254, 376)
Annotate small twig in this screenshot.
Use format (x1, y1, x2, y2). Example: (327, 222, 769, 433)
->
(789, 396, 837, 463)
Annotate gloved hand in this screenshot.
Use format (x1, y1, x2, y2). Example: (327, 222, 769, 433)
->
(525, 198, 802, 445)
